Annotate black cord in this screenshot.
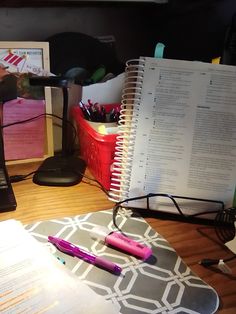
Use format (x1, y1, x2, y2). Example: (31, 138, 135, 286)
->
(10, 168, 63, 183)
(10, 172, 36, 182)
(198, 207, 236, 269)
(199, 255, 236, 267)
(214, 207, 236, 241)
(80, 172, 110, 197)
(10, 167, 110, 197)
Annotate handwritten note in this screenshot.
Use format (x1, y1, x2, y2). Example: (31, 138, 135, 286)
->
(3, 98, 45, 160)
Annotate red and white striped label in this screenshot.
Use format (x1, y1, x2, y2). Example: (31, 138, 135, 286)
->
(3, 53, 24, 66)
(1, 52, 54, 76)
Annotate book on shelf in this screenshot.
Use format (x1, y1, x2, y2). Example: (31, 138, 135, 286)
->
(0, 219, 118, 314)
(109, 57, 236, 217)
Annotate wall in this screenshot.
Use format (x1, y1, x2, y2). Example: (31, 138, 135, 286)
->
(1, 1, 236, 64)
(0, 5, 161, 64)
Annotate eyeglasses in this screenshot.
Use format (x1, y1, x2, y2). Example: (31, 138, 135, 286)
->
(112, 193, 225, 229)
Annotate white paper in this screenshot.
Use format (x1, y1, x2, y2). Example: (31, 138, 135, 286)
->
(0, 219, 119, 314)
(82, 72, 124, 104)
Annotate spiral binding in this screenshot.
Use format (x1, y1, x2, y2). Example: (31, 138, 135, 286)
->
(109, 58, 146, 202)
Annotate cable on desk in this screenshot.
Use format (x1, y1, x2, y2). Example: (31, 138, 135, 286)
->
(10, 167, 110, 198)
(10, 169, 64, 183)
(214, 207, 236, 242)
(199, 207, 236, 271)
(10, 172, 36, 182)
(199, 255, 236, 267)
(80, 173, 109, 196)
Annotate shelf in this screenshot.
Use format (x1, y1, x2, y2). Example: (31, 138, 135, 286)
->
(0, 0, 168, 7)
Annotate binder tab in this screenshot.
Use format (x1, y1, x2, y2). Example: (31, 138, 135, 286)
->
(154, 42, 165, 58)
(233, 186, 236, 207)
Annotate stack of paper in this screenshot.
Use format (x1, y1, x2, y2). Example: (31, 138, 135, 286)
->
(0, 219, 118, 314)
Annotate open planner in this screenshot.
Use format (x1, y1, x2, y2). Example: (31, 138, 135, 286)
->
(110, 57, 236, 216)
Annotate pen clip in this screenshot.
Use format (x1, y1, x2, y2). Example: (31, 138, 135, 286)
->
(49, 236, 75, 256)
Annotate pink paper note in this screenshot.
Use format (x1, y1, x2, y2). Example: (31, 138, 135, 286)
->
(3, 98, 45, 161)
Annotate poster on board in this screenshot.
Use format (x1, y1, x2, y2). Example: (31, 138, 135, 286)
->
(0, 42, 54, 163)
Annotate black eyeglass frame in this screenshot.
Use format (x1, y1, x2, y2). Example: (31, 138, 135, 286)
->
(112, 193, 225, 229)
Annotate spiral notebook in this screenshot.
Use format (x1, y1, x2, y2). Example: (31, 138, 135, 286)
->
(109, 57, 236, 217)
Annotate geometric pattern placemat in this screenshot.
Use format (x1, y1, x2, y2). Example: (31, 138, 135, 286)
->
(25, 209, 219, 314)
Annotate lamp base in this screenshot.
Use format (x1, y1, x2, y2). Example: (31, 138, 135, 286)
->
(33, 155, 86, 186)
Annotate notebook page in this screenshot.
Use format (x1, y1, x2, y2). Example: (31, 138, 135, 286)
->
(126, 58, 236, 214)
(0, 219, 119, 314)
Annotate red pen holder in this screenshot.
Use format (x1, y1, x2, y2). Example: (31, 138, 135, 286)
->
(71, 104, 120, 190)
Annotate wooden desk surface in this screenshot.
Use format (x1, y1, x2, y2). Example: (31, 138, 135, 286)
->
(1, 162, 236, 313)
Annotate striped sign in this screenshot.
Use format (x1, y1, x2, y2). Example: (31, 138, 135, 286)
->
(3, 53, 24, 66)
(1, 52, 54, 76)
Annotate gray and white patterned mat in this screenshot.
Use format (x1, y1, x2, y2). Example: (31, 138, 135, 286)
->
(25, 209, 219, 314)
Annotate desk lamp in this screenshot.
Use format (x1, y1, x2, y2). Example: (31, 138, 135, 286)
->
(29, 76, 86, 186)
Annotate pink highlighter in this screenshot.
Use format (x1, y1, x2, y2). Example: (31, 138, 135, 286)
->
(90, 225, 152, 260)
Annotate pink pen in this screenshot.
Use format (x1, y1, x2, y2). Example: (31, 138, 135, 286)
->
(48, 236, 122, 275)
(90, 226, 152, 260)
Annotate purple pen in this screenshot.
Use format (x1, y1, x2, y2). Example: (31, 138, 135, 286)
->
(48, 236, 122, 275)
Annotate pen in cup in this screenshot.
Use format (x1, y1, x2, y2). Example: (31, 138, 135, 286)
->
(79, 101, 92, 121)
(48, 236, 122, 275)
(79, 100, 120, 123)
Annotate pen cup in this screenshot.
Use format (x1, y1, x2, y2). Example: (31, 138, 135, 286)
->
(71, 104, 120, 190)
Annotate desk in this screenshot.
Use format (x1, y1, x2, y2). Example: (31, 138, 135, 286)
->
(1, 161, 236, 313)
